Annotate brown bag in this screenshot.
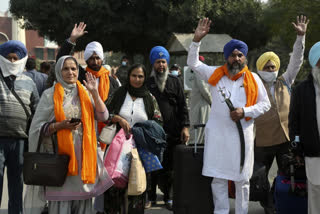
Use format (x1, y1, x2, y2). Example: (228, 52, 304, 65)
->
(128, 148, 147, 195)
(23, 126, 70, 187)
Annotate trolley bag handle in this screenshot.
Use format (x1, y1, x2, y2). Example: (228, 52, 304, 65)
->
(193, 124, 206, 155)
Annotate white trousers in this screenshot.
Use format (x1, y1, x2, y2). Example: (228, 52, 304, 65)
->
(211, 177, 249, 214)
(308, 180, 320, 214)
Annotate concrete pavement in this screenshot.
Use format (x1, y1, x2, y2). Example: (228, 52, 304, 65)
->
(0, 160, 277, 213)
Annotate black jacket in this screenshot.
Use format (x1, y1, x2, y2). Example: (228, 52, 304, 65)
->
(147, 75, 189, 140)
(289, 73, 320, 157)
(56, 40, 119, 101)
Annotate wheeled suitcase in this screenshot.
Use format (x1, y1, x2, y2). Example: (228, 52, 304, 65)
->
(274, 175, 307, 214)
(173, 124, 214, 214)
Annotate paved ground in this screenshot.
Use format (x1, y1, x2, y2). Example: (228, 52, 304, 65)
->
(0, 160, 277, 213)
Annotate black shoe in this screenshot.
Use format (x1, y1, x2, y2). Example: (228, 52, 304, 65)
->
(263, 207, 276, 214)
(165, 200, 173, 211)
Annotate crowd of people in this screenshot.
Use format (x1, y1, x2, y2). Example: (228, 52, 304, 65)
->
(0, 14, 319, 214)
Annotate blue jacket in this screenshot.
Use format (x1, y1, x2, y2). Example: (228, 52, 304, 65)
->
(132, 120, 167, 162)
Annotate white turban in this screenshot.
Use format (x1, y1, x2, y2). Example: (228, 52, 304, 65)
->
(84, 41, 104, 61)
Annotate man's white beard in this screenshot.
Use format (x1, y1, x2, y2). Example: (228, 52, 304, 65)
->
(227, 62, 245, 76)
(151, 68, 169, 93)
(312, 67, 320, 87)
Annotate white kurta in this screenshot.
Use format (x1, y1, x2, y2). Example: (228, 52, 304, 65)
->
(187, 42, 271, 181)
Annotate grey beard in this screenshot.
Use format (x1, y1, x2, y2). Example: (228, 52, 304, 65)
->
(227, 62, 245, 76)
(151, 68, 169, 93)
(312, 67, 320, 87)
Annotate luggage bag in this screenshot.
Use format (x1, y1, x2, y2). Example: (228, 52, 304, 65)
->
(274, 175, 307, 214)
(173, 124, 214, 214)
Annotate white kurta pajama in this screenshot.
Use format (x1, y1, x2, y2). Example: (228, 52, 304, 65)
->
(187, 41, 270, 214)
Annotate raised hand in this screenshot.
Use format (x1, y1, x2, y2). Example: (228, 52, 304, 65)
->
(292, 15, 309, 36)
(70, 22, 88, 43)
(83, 72, 98, 95)
(193, 18, 212, 43)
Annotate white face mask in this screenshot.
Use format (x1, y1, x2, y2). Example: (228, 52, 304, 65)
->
(0, 55, 28, 77)
(170, 70, 179, 76)
(257, 70, 278, 83)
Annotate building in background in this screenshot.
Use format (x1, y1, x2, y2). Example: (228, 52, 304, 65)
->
(0, 11, 59, 61)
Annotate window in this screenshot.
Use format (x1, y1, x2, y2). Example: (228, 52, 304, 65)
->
(35, 47, 44, 60)
(47, 48, 55, 60)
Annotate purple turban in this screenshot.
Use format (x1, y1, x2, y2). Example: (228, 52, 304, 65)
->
(223, 39, 248, 59)
(0, 40, 27, 59)
(149, 46, 170, 65)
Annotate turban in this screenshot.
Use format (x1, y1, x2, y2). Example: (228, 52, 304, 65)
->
(84, 41, 104, 61)
(223, 39, 248, 59)
(199, 55, 205, 62)
(256, 51, 280, 71)
(0, 40, 27, 59)
(149, 46, 170, 65)
(309, 41, 320, 68)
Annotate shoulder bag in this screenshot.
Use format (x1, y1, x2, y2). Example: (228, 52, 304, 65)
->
(23, 125, 70, 186)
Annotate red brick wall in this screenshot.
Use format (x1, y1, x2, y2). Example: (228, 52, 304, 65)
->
(25, 30, 44, 58)
(0, 16, 12, 40)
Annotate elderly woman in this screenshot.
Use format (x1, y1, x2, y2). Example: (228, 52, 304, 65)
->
(103, 63, 162, 214)
(26, 56, 113, 214)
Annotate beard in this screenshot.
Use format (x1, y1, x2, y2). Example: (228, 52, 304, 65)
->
(87, 64, 101, 71)
(151, 68, 169, 93)
(227, 61, 245, 76)
(312, 66, 320, 87)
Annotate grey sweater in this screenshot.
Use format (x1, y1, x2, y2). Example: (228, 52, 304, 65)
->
(0, 71, 39, 138)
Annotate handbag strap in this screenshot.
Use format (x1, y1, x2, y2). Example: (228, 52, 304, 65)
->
(11, 88, 31, 119)
(0, 72, 31, 119)
(36, 124, 57, 154)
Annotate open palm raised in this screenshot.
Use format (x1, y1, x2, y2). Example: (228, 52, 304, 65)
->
(292, 15, 309, 36)
(193, 18, 212, 43)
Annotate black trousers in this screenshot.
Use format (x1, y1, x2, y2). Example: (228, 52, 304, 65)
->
(157, 137, 179, 202)
(254, 141, 290, 212)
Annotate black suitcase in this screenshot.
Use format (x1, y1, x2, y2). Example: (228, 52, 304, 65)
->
(173, 124, 214, 214)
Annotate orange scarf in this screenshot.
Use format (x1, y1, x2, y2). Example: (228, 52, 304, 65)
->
(208, 64, 258, 121)
(85, 66, 110, 102)
(85, 66, 110, 150)
(53, 81, 97, 184)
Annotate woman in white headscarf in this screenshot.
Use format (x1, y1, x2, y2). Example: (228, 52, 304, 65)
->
(25, 56, 113, 214)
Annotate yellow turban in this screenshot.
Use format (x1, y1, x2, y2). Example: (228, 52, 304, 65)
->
(256, 51, 280, 71)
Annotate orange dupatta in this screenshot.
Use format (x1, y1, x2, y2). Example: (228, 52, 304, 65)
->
(208, 64, 258, 121)
(53, 81, 97, 184)
(85, 66, 110, 102)
(85, 66, 110, 150)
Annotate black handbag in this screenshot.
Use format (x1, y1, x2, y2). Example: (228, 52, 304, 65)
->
(23, 126, 70, 186)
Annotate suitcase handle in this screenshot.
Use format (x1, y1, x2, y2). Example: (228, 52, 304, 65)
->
(193, 124, 206, 154)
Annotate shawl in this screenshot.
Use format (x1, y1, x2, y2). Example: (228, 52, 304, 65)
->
(208, 64, 258, 120)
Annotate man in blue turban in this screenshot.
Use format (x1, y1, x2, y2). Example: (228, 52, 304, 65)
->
(0, 40, 39, 213)
(289, 40, 320, 214)
(187, 18, 271, 214)
(146, 46, 190, 210)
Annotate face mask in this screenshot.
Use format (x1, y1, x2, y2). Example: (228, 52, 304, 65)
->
(0, 55, 28, 77)
(257, 70, 278, 83)
(122, 61, 127, 66)
(170, 70, 179, 76)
